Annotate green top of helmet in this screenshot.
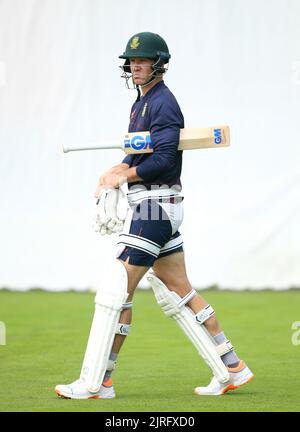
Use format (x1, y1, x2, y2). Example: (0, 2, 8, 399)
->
(119, 32, 171, 63)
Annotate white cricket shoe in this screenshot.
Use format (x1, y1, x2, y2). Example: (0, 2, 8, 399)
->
(55, 378, 115, 399)
(194, 360, 254, 396)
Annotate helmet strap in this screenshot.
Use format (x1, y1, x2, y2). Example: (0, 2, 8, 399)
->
(136, 85, 141, 102)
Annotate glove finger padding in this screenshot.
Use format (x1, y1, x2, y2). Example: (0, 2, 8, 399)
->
(94, 184, 129, 235)
(95, 187, 117, 227)
(97, 190, 109, 225)
(115, 220, 125, 233)
(104, 188, 118, 220)
(100, 224, 107, 235)
(107, 218, 118, 231)
(117, 183, 129, 222)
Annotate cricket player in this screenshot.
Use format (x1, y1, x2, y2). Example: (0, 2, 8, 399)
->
(55, 32, 254, 399)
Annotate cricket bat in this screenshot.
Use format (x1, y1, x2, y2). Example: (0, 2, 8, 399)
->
(62, 125, 230, 154)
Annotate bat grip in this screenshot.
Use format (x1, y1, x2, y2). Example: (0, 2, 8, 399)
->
(62, 140, 122, 153)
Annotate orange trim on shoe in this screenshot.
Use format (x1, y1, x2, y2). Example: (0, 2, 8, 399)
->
(221, 383, 235, 394)
(227, 360, 246, 373)
(55, 389, 100, 399)
(55, 389, 70, 399)
(102, 378, 113, 388)
(220, 374, 255, 395)
(228, 374, 254, 390)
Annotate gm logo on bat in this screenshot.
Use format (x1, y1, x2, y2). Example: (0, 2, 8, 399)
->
(213, 128, 222, 144)
(124, 134, 153, 151)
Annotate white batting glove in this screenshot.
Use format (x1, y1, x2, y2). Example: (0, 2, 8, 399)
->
(94, 184, 129, 235)
(94, 188, 118, 235)
(115, 182, 129, 233)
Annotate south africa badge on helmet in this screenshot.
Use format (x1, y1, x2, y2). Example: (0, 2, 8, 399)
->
(130, 37, 140, 50)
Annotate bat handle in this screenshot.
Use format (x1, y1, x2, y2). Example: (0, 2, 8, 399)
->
(62, 140, 122, 153)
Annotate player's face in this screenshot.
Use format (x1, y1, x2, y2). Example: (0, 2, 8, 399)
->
(129, 58, 154, 86)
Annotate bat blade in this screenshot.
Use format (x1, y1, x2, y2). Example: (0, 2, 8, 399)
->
(62, 125, 230, 153)
(178, 126, 230, 150)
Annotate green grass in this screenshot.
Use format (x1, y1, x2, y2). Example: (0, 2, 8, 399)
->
(0, 289, 299, 412)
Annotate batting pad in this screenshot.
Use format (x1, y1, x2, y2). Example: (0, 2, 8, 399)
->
(80, 260, 128, 392)
(147, 272, 230, 383)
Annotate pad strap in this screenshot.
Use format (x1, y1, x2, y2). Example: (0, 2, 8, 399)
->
(178, 290, 197, 308)
(195, 305, 215, 324)
(216, 340, 234, 356)
(106, 359, 116, 372)
(116, 323, 131, 336)
(115, 302, 132, 335)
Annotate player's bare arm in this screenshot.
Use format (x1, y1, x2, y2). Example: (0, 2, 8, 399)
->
(95, 166, 142, 198)
(100, 166, 141, 187)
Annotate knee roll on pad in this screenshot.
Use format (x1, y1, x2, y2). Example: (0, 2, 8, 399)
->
(94, 260, 128, 310)
(156, 288, 197, 317)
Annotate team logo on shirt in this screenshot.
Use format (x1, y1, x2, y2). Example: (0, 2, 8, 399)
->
(141, 103, 148, 117)
(124, 133, 153, 151)
(130, 37, 140, 49)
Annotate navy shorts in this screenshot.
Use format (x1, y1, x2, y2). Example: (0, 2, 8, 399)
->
(117, 199, 184, 267)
